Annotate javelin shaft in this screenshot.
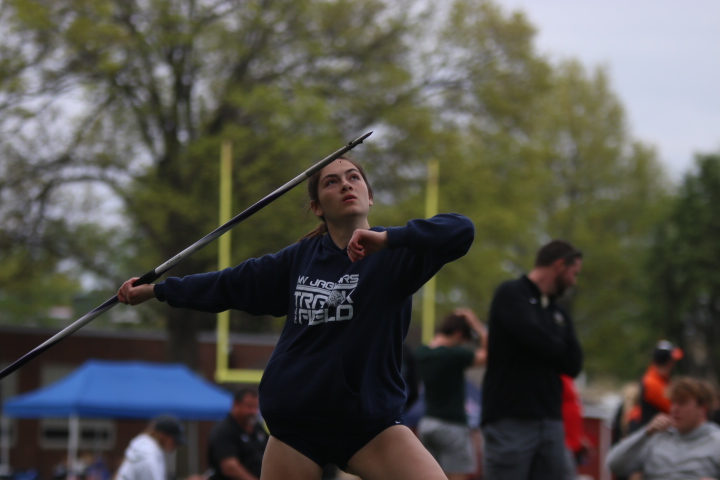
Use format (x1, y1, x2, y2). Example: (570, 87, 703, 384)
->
(0, 132, 372, 380)
(133, 131, 372, 285)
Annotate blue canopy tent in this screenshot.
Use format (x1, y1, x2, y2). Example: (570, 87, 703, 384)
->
(3, 359, 232, 419)
(2, 359, 233, 475)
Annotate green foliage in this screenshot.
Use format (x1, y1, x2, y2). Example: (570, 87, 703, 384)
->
(0, 248, 81, 325)
(647, 153, 720, 380)
(527, 61, 671, 378)
(0, 0, 676, 378)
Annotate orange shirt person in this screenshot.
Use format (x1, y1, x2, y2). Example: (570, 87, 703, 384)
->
(639, 340, 683, 426)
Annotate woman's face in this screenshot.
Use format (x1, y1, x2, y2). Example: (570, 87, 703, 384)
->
(311, 159, 373, 224)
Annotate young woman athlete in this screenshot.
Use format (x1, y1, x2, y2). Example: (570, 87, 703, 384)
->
(118, 156, 475, 480)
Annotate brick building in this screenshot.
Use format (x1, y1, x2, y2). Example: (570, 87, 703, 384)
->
(0, 325, 277, 480)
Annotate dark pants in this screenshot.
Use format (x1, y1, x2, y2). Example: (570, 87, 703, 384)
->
(482, 418, 566, 480)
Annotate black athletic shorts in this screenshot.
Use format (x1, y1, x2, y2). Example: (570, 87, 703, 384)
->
(264, 411, 404, 471)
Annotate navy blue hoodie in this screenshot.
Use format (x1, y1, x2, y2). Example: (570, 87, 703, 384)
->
(155, 214, 474, 433)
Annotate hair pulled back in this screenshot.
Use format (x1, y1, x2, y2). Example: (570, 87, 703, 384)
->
(299, 155, 373, 240)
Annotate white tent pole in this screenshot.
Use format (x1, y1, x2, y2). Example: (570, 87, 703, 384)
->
(188, 421, 198, 475)
(0, 415, 10, 476)
(0, 373, 10, 476)
(67, 415, 79, 480)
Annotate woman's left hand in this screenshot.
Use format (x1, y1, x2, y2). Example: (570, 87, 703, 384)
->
(347, 230, 388, 262)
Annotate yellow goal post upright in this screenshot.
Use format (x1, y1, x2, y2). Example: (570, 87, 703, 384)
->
(421, 159, 439, 345)
(215, 148, 438, 380)
(215, 140, 264, 384)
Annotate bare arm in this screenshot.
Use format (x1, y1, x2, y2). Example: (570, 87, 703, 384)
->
(606, 413, 668, 476)
(456, 308, 488, 367)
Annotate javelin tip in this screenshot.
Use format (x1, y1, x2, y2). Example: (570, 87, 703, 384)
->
(350, 131, 373, 146)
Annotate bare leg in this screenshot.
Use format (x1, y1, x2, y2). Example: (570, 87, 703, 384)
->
(260, 436, 323, 480)
(346, 425, 447, 480)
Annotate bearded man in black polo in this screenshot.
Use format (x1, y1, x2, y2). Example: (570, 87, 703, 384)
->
(481, 240, 584, 480)
(208, 388, 268, 480)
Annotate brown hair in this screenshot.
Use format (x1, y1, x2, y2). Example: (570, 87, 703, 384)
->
(619, 382, 640, 437)
(299, 155, 373, 240)
(534, 239, 583, 267)
(233, 387, 258, 403)
(437, 311, 473, 340)
(668, 377, 715, 415)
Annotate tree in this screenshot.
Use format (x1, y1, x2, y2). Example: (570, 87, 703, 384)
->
(0, 0, 427, 367)
(0, 0, 673, 380)
(372, 0, 555, 310)
(0, 0, 124, 322)
(404, 50, 670, 378)
(372, 2, 671, 379)
(647, 152, 720, 381)
(524, 60, 670, 378)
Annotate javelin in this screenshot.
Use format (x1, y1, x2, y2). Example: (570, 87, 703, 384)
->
(0, 132, 373, 380)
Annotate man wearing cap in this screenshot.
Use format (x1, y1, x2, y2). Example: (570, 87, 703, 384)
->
(116, 415, 185, 480)
(638, 340, 683, 427)
(208, 388, 268, 480)
(481, 239, 584, 480)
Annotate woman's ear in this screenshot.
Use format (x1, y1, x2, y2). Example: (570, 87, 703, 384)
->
(310, 200, 323, 218)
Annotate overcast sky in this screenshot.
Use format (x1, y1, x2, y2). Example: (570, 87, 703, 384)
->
(492, 0, 720, 182)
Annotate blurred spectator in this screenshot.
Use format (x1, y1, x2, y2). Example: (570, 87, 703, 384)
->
(607, 376, 720, 480)
(207, 388, 267, 480)
(611, 382, 642, 445)
(84, 453, 111, 480)
(639, 340, 683, 427)
(481, 240, 583, 480)
(711, 383, 720, 427)
(115, 415, 185, 480)
(13, 470, 38, 480)
(561, 375, 592, 480)
(416, 308, 487, 480)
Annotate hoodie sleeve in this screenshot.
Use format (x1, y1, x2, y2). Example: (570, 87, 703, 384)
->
(605, 427, 653, 477)
(154, 244, 296, 316)
(382, 213, 475, 296)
